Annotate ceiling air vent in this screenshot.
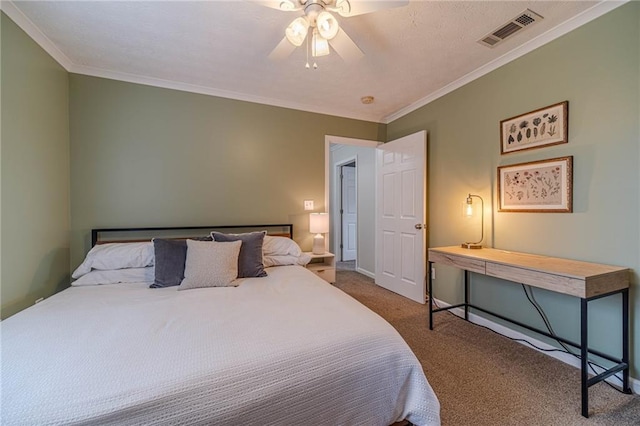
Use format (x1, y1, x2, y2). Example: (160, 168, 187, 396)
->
(478, 9, 543, 48)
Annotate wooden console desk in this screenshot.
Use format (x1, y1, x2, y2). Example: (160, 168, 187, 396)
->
(427, 246, 631, 418)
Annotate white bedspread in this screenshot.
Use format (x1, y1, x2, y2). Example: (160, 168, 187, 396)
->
(1, 266, 440, 425)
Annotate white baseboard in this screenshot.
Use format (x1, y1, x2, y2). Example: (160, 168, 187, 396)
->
(433, 298, 639, 395)
(356, 267, 375, 279)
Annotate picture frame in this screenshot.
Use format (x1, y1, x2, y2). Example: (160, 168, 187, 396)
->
(500, 101, 568, 154)
(498, 156, 573, 213)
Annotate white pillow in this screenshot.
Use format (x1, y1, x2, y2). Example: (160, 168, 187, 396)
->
(72, 267, 155, 286)
(264, 253, 311, 267)
(263, 235, 302, 257)
(178, 240, 242, 290)
(72, 242, 155, 279)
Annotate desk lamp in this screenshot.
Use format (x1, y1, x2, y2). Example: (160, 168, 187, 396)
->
(461, 194, 483, 249)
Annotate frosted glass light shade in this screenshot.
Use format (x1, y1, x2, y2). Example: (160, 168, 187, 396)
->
(309, 213, 329, 233)
(279, 0, 297, 11)
(311, 30, 330, 57)
(317, 11, 339, 40)
(285, 17, 309, 47)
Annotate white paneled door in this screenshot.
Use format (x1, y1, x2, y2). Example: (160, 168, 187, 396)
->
(341, 164, 357, 261)
(375, 131, 427, 304)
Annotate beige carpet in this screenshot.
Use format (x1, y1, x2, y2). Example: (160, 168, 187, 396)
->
(333, 270, 640, 426)
(336, 260, 356, 271)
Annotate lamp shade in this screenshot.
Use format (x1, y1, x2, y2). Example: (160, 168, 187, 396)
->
(461, 194, 483, 249)
(317, 11, 339, 40)
(285, 17, 309, 47)
(311, 29, 330, 57)
(279, 0, 297, 11)
(309, 212, 329, 234)
(465, 200, 474, 217)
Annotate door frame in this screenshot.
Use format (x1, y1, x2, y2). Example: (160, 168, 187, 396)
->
(324, 135, 381, 271)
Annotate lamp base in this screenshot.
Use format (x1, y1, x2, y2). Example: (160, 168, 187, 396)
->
(312, 234, 325, 255)
(461, 242, 482, 249)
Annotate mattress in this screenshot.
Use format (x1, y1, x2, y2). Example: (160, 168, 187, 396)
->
(1, 265, 440, 425)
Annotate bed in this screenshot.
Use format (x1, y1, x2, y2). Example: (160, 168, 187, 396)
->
(1, 225, 440, 425)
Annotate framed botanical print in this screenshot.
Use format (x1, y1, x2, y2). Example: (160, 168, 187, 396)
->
(500, 101, 568, 154)
(498, 156, 573, 212)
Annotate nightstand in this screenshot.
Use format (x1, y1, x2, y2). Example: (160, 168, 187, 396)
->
(304, 252, 336, 283)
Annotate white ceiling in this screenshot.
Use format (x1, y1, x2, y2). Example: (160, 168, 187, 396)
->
(2, 1, 625, 123)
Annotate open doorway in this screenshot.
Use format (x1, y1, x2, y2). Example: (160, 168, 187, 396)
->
(324, 132, 428, 303)
(339, 160, 357, 262)
(325, 136, 380, 278)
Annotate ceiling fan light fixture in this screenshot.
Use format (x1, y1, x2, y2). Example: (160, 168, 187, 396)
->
(285, 17, 310, 47)
(312, 29, 330, 57)
(317, 11, 339, 40)
(334, 0, 351, 15)
(279, 0, 297, 11)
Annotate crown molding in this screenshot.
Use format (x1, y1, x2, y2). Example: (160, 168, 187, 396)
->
(2, 0, 626, 126)
(0, 1, 379, 123)
(382, 0, 629, 124)
(0, 0, 74, 70)
(68, 64, 380, 123)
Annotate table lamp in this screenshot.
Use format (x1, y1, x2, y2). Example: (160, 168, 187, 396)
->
(309, 212, 329, 254)
(461, 193, 483, 249)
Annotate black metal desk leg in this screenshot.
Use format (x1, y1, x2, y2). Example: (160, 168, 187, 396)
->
(622, 288, 631, 393)
(464, 270, 470, 321)
(428, 261, 434, 330)
(581, 298, 589, 418)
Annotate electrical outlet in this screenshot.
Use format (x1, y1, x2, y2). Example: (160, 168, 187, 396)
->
(304, 200, 314, 210)
(431, 267, 436, 280)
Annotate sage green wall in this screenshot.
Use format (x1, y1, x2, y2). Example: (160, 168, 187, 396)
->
(388, 3, 640, 378)
(1, 13, 70, 319)
(69, 74, 384, 269)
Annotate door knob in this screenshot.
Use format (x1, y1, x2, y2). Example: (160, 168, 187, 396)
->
(415, 224, 425, 230)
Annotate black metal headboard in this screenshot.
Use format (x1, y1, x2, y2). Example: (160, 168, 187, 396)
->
(91, 224, 294, 247)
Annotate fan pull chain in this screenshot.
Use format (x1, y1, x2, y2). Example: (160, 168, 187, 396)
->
(305, 30, 310, 69)
(305, 28, 317, 70)
(304, 33, 310, 69)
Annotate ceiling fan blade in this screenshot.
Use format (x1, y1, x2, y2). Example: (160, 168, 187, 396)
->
(335, 0, 409, 17)
(328, 28, 364, 62)
(248, 0, 302, 12)
(269, 36, 297, 61)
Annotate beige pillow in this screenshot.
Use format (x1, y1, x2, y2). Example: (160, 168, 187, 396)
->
(178, 240, 242, 290)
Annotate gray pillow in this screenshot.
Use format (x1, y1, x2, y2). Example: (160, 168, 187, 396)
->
(211, 231, 267, 278)
(150, 236, 213, 288)
(151, 239, 186, 288)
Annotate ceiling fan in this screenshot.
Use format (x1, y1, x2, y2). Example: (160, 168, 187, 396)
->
(257, 0, 409, 65)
